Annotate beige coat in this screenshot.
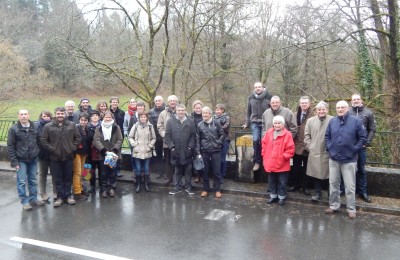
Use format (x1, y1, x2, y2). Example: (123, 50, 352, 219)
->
(157, 107, 174, 148)
(304, 115, 333, 180)
(128, 122, 156, 160)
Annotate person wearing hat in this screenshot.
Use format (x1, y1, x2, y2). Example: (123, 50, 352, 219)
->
(261, 115, 295, 206)
(73, 98, 93, 123)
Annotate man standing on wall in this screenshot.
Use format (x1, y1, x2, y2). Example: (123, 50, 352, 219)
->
(243, 82, 272, 171)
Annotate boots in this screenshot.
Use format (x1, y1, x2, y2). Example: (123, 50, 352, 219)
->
(144, 175, 151, 192)
(135, 179, 141, 193)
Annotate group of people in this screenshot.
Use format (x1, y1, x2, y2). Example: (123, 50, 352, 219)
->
(245, 82, 376, 218)
(7, 95, 231, 211)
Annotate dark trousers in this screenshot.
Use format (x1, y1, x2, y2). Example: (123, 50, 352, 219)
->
(313, 177, 323, 195)
(51, 160, 73, 200)
(220, 140, 230, 178)
(356, 148, 368, 195)
(90, 160, 103, 188)
(202, 151, 221, 192)
(251, 123, 263, 163)
(268, 171, 289, 199)
(290, 154, 310, 189)
(101, 163, 117, 192)
(163, 148, 174, 180)
(173, 163, 192, 190)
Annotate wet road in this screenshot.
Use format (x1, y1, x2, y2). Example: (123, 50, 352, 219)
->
(1, 172, 399, 260)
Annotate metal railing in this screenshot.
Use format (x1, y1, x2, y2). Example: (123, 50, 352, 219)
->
(1, 120, 399, 168)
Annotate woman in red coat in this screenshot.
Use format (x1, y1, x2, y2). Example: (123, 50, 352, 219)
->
(261, 115, 295, 206)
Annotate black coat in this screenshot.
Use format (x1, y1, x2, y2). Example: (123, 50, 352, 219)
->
(165, 116, 196, 165)
(196, 119, 225, 154)
(7, 121, 40, 167)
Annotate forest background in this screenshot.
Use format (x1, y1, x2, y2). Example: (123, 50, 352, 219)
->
(1, 0, 400, 162)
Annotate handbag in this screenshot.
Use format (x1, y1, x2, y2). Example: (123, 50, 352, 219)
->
(193, 155, 204, 171)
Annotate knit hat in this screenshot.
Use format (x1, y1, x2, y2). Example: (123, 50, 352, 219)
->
(90, 110, 100, 117)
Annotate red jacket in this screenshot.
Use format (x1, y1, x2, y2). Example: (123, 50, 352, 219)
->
(261, 127, 295, 173)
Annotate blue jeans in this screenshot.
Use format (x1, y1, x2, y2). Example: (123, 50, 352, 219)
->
(17, 158, 38, 205)
(133, 158, 150, 176)
(268, 172, 289, 200)
(220, 140, 230, 179)
(356, 148, 367, 195)
(251, 123, 262, 163)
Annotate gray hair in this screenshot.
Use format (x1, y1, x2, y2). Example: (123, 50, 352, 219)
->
(167, 95, 179, 102)
(271, 96, 281, 102)
(154, 95, 163, 102)
(336, 100, 349, 108)
(299, 96, 310, 102)
(176, 104, 186, 110)
(65, 100, 75, 107)
(202, 106, 213, 114)
(273, 115, 285, 124)
(315, 101, 329, 109)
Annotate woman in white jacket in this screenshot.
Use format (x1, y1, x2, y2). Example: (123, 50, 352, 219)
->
(128, 112, 156, 193)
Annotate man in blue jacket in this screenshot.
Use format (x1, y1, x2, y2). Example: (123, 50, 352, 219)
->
(325, 100, 366, 219)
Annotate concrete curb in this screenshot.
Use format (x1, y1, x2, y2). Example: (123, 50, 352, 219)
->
(2, 165, 399, 216)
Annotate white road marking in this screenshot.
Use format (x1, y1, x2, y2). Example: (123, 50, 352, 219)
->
(9, 236, 132, 260)
(204, 209, 235, 221)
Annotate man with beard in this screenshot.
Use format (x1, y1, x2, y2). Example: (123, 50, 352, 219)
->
(41, 107, 81, 207)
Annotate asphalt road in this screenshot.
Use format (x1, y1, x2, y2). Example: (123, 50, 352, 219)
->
(1, 171, 399, 260)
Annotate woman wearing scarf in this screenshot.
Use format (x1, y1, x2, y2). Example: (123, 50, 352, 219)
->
(93, 111, 123, 198)
(128, 112, 156, 193)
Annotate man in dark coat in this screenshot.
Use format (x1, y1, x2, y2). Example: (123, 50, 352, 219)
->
(41, 107, 81, 207)
(165, 104, 196, 195)
(243, 82, 272, 171)
(348, 93, 376, 203)
(7, 109, 45, 211)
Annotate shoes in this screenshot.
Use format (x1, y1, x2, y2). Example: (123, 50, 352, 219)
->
(303, 189, 311, 195)
(169, 188, 183, 195)
(110, 189, 115, 197)
(278, 199, 286, 206)
(311, 193, 321, 202)
(185, 187, 195, 195)
(348, 212, 357, 219)
(359, 194, 371, 203)
(31, 199, 45, 206)
(200, 191, 208, 197)
(41, 194, 50, 202)
(253, 163, 260, 171)
(144, 176, 151, 192)
(81, 190, 91, 196)
(53, 198, 63, 207)
(75, 194, 88, 201)
(287, 186, 299, 192)
(67, 198, 76, 205)
(267, 197, 278, 204)
(325, 208, 338, 214)
(215, 191, 222, 198)
(22, 204, 32, 211)
(101, 191, 108, 198)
